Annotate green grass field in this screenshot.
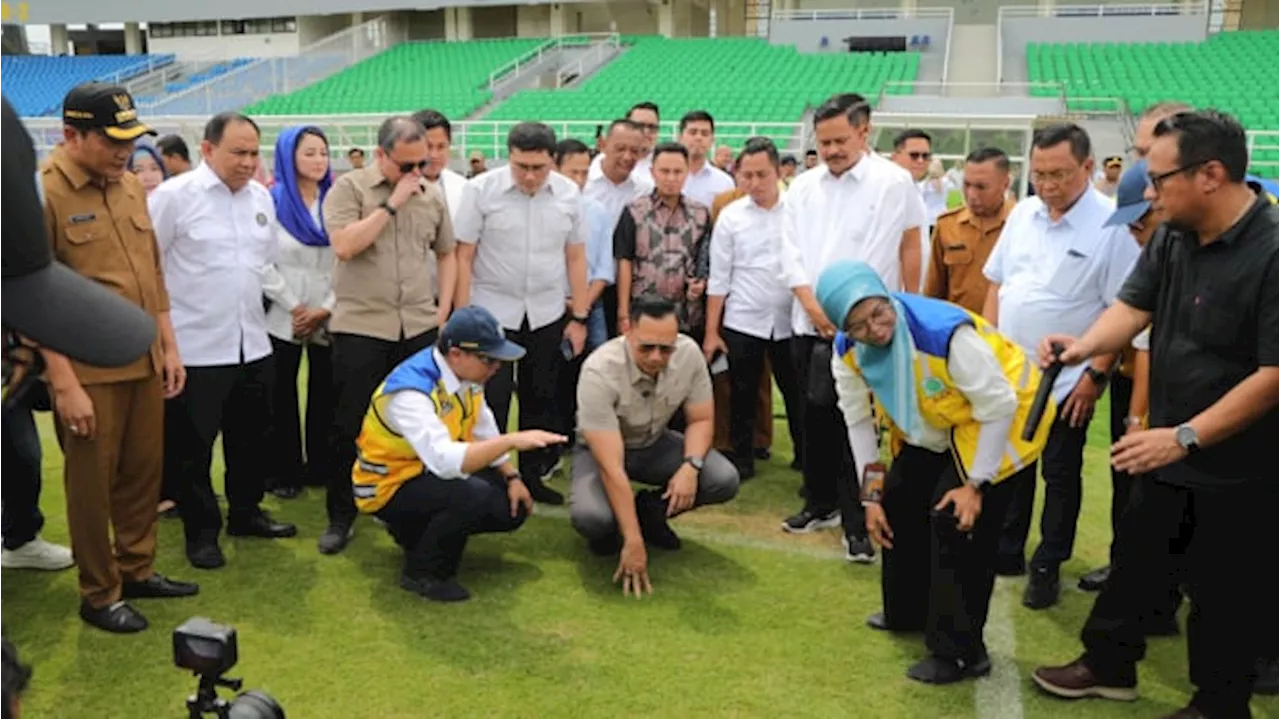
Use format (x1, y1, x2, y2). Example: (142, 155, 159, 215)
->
(3, 393, 1277, 718)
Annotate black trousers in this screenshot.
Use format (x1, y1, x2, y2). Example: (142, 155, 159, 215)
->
(1106, 374, 1134, 562)
(328, 330, 436, 527)
(790, 335, 863, 537)
(166, 356, 275, 545)
(880, 445, 1025, 661)
(1081, 477, 1277, 719)
(722, 328, 802, 468)
(997, 400, 1091, 572)
(484, 315, 567, 478)
(375, 469, 527, 581)
(270, 337, 336, 489)
(1, 398, 44, 549)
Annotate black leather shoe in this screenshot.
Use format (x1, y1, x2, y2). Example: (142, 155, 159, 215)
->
(1078, 565, 1111, 592)
(1023, 568, 1060, 610)
(635, 491, 681, 551)
(524, 476, 565, 506)
(753, 447, 771, 461)
(400, 574, 471, 603)
(269, 485, 302, 500)
(907, 654, 991, 685)
(318, 522, 354, 555)
(227, 511, 297, 539)
(122, 574, 200, 599)
(80, 600, 148, 633)
(186, 542, 225, 570)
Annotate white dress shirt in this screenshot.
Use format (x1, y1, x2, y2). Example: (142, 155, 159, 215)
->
(778, 153, 921, 336)
(383, 348, 508, 479)
(435, 167, 467, 223)
(707, 195, 791, 340)
(682, 160, 735, 208)
(150, 162, 277, 367)
(983, 188, 1140, 402)
(262, 202, 336, 346)
(584, 170, 653, 236)
(453, 168, 589, 330)
(589, 152, 652, 185)
(833, 325, 1018, 483)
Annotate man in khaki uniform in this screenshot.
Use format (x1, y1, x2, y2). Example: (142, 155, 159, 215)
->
(572, 297, 740, 596)
(923, 147, 1015, 314)
(40, 83, 198, 634)
(317, 115, 458, 555)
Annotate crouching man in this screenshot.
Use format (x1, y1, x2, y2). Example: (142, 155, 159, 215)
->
(351, 305, 567, 602)
(571, 297, 740, 596)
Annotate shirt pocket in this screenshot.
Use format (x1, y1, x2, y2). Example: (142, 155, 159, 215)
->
(941, 243, 973, 267)
(1047, 252, 1092, 298)
(1187, 291, 1243, 350)
(64, 220, 113, 246)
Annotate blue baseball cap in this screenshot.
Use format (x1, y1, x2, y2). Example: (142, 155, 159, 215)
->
(1103, 159, 1153, 227)
(439, 305, 525, 361)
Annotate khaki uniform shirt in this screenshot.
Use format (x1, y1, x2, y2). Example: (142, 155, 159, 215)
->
(711, 187, 747, 223)
(41, 148, 168, 385)
(923, 199, 1015, 314)
(323, 164, 456, 341)
(576, 334, 713, 449)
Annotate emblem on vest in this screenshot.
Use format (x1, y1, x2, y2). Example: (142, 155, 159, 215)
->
(922, 377, 946, 398)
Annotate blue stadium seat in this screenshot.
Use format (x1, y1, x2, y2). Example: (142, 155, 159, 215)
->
(0, 54, 176, 116)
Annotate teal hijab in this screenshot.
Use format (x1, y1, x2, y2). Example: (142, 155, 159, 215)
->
(815, 260, 923, 441)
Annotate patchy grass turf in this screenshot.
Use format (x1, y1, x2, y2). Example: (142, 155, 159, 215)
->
(3, 391, 1276, 718)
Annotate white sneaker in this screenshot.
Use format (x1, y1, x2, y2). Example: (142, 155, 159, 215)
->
(1, 537, 75, 570)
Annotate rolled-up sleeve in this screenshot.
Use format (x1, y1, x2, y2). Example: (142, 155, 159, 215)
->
(322, 174, 363, 234)
(384, 390, 469, 479)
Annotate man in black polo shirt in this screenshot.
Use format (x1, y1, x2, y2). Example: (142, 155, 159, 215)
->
(1028, 110, 1277, 719)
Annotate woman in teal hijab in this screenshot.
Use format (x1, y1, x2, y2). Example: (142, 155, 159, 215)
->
(817, 259, 1048, 686)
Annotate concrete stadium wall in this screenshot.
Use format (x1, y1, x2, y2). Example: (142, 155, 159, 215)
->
(770, 18, 951, 53)
(147, 33, 301, 60)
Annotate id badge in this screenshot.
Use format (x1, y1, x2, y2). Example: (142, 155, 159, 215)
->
(861, 462, 887, 503)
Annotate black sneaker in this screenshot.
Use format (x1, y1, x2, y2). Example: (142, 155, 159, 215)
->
(907, 653, 992, 685)
(1023, 567, 1060, 610)
(1078, 565, 1110, 592)
(317, 522, 354, 555)
(781, 507, 841, 534)
(635, 491, 681, 551)
(842, 533, 875, 564)
(400, 575, 471, 603)
(524, 475, 565, 506)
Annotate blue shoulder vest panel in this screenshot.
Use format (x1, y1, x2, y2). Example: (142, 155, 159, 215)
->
(834, 332, 854, 357)
(382, 348, 443, 396)
(893, 293, 974, 359)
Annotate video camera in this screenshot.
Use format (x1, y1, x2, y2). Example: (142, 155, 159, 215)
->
(174, 618, 285, 719)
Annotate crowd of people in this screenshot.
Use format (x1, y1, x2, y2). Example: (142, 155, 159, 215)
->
(1, 79, 1276, 718)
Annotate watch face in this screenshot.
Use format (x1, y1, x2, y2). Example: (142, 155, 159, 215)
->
(1175, 425, 1197, 448)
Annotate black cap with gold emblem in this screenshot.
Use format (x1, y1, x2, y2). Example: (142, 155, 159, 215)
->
(62, 82, 156, 142)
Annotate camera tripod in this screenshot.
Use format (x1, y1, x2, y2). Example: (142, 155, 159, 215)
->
(186, 673, 245, 718)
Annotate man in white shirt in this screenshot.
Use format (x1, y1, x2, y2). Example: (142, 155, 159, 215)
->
(776, 93, 923, 561)
(454, 122, 591, 505)
(413, 109, 466, 304)
(703, 137, 802, 480)
(584, 119, 653, 336)
(677, 110, 735, 207)
(891, 129, 944, 273)
(589, 101, 660, 184)
(350, 305, 566, 603)
(151, 112, 298, 571)
(981, 123, 1140, 610)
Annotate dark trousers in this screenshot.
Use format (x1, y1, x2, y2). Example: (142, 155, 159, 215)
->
(484, 315, 567, 477)
(166, 357, 275, 546)
(790, 335, 863, 537)
(997, 400, 1091, 572)
(375, 469, 527, 581)
(270, 337, 335, 489)
(1, 398, 44, 550)
(722, 328, 802, 470)
(1081, 478, 1277, 719)
(880, 445, 1024, 661)
(1106, 374, 1134, 562)
(328, 330, 436, 527)
(556, 348, 586, 450)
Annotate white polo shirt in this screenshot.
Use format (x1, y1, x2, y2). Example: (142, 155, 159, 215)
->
(777, 153, 921, 336)
(707, 194, 791, 340)
(149, 162, 276, 367)
(983, 187, 1140, 401)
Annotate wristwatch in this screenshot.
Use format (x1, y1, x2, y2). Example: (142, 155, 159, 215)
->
(1123, 415, 1145, 429)
(380, 199, 397, 217)
(569, 313, 589, 325)
(683, 455, 705, 472)
(1084, 367, 1109, 386)
(501, 471, 522, 484)
(969, 479, 992, 495)
(1174, 423, 1201, 454)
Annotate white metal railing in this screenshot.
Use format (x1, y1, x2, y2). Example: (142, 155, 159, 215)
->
(997, 1, 1208, 18)
(1246, 131, 1280, 178)
(881, 81, 1066, 103)
(488, 37, 560, 90)
(139, 15, 399, 116)
(940, 7, 954, 82)
(99, 54, 175, 87)
(771, 6, 953, 21)
(555, 34, 622, 88)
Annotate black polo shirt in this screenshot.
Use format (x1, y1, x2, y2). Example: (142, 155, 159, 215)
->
(1117, 190, 1278, 489)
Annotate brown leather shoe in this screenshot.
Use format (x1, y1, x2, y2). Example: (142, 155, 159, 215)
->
(1032, 657, 1138, 701)
(1159, 707, 1208, 719)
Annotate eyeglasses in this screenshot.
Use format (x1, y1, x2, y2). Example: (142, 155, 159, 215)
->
(1147, 160, 1209, 192)
(906, 151, 932, 161)
(1029, 167, 1078, 187)
(637, 342, 676, 356)
(397, 159, 429, 174)
(633, 122, 660, 133)
(844, 300, 893, 339)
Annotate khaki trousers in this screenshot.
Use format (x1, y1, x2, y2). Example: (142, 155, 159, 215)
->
(57, 373, 164, 608)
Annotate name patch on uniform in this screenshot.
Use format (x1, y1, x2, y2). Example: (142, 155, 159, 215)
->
(256, 212, 268, 227)
(69, 213, 97, 224)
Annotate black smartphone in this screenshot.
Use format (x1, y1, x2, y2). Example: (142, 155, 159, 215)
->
(560, 338, 574, 361)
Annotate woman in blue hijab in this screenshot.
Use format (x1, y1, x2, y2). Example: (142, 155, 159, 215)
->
(127, 144, 168, 195)
(816, 259, 1052, 686)
(261, 126, 335, 499)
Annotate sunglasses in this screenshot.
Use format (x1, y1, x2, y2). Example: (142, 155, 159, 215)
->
(638, 342, 676, 356)
(397, 159, 429, 174)
(633, 122, 660, 133)
(907, 151, 932, 161)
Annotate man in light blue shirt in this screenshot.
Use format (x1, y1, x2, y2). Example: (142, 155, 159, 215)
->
(981, 123, 1140, 611)
(556, 139, 614, 350)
